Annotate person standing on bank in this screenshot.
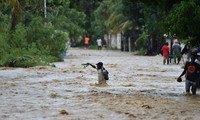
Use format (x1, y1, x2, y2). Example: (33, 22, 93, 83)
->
(177, 53, 200, 95)
(96, 38, 102, 50)
(161, 42, 170, 64)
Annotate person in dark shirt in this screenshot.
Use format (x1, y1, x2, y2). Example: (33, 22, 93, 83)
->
(180, 44, 192, 62)
(177, 53, 200, 95)
(195, 47, 200, 53)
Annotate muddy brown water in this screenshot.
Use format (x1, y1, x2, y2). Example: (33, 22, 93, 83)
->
(0, 48, 200, 120)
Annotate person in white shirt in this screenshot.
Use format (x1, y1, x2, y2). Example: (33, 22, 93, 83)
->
(96, 38, 102, 50)
(87, 62, 108, 86)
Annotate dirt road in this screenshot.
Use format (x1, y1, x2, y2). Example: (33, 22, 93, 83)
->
(1, 48, 200, 120)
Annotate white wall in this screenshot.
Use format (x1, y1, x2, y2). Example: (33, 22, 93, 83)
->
(104, 33, 121, 49)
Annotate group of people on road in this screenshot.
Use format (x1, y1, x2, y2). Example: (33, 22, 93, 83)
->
(84, 36, 107, 50)
(161, 40, 200, 95)
(96, 38, 107, 50)
(161, 40, 182, 65)
(84, 37, 200, 95)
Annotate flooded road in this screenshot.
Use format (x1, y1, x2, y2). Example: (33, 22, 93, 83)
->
(1, 48, 200, 120)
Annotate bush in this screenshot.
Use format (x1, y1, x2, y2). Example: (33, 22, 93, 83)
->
(27, 17, 69, 58)
(0, 16, 69, 67)
(11, 23, 28, 48)
(0, 32, 10, 66)
(138, 48, 146, 55)
(1, 43, 55, 67)
(135, 30, 148, 55)
(50, 30, 69, 57)
(135, 31, 147, 49)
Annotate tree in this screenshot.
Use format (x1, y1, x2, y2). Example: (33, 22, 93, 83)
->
(0, 0, 87, 67)
(165, 0, 200, 46)
(69, 0, 102, 42)
(0, 0, 22, 30)
(91, 0, 111, 41)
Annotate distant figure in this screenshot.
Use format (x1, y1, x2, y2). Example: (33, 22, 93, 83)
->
(84, 37, 90, 48)
(146, 35, 153, 55)
(96, 38, 102, 50)
(195, 52, 200, 87)
(181, 44, 192, 62)
(192, 47, 200, 87)
(161, 42, 170, 64)
(193, 46, 200, 54)
(172, 40, 181, 64)
(87, 62, 108, 86)
(102, 39, 107, 49)
(193, 47, 200, 65)
(177, 53, 200, 95)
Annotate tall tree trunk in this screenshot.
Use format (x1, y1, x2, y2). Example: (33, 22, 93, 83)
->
(11, 9, 17, 30)
(44, 0, 47, 18)
(10, 0, 22, 30)
(128, 37, 131, 52)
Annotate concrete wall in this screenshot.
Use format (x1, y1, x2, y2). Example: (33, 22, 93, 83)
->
(104, 33, 121, 50)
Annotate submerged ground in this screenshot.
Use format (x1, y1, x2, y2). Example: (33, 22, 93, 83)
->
(1, 48, 200, 120)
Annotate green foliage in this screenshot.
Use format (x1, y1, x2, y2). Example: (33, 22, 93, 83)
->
(135, 29, 147, 53)
(0, 14, 69, 67)
(66, 9, 86, 41)
(0, 21, 55, 67)
(0, 14, 10, 32)
(138, 48, 146, 55)
(11, 23, 28, 48)
(164, 0, 200, 46)
(0, 0, 83, 67)
(26, 16, 69, 57)
(2, 47, 54, 67)
(106, 0, 134, 33)
(0, 32, 10, 58)
(91, 0, 111, 41)
(50, 30, 69, 57)
(49, 1, 86, 45)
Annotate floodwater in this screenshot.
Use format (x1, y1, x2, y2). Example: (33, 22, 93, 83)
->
(1, 48, 200, 120)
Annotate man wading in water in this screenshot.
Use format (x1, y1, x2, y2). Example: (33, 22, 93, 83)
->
(83, 62, 109, 86)
(177, 53, 200, 95)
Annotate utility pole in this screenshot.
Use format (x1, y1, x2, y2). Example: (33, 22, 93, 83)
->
(44, 0, 47, 18)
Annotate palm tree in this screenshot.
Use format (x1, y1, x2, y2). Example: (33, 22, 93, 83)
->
(105, 0, 136, 51)
(106, 0, 134, 34)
